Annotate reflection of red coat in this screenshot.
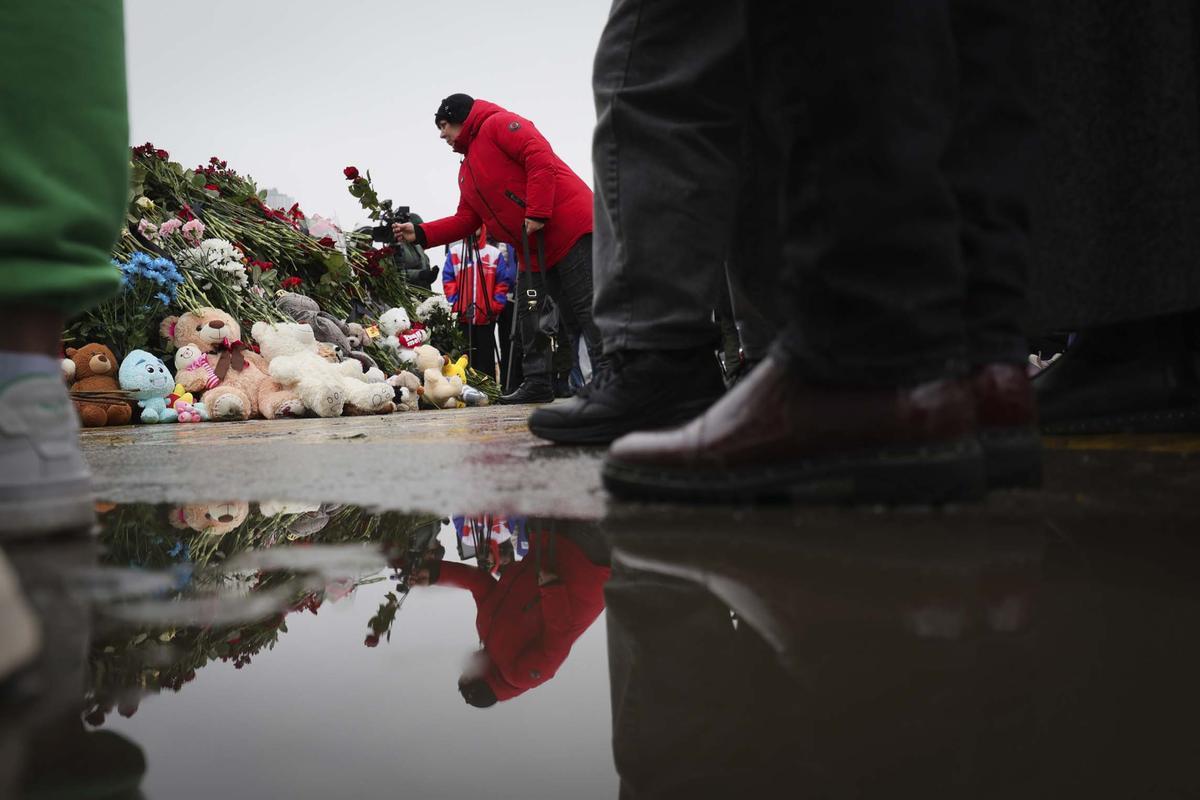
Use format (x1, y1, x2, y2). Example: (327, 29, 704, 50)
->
(437, 534, 610, 702)
(417, 99, 594, 273)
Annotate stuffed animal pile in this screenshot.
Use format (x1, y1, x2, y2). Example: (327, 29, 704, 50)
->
(64, 300, 491, 428)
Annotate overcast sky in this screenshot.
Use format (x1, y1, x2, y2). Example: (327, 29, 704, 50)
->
(125, 0, 611, 237)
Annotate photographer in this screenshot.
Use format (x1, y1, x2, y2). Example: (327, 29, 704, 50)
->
(391, 94, 607, 404)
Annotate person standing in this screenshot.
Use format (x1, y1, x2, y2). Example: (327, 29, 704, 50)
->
(442, 226, 514, 381)
(596, 0, 1039, 503)
(1027, 2, 1200, 434)
(392, 94, 608, 405)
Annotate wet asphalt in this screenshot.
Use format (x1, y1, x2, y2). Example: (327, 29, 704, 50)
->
(1, 406, 1199, 798)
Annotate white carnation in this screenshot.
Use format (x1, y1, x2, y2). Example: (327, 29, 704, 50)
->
(415, 295, 452, 322)
(180, 238, 249, 290)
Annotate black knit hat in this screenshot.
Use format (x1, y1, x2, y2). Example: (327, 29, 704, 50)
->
(435, 94, 475, 126)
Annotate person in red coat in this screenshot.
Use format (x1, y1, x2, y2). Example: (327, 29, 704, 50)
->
(418, 526, 611, 707)
(392, 94, 608, 405)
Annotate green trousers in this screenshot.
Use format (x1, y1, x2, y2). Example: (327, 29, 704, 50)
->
(0, 1, 127, 315)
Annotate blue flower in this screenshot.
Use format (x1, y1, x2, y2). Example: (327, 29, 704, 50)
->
(155, 292, 172, 305)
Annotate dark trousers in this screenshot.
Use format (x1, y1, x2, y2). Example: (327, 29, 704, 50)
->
(461, 322, 496, 381)
(514, 234, 607, 382)
(497, 301, 521, 391)
(593, 0, 1033, 384)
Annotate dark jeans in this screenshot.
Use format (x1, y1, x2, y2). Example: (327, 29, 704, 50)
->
(515, 234, 607, 382)
(593, 0, 1033, 384)
(461, 322, 496, 381)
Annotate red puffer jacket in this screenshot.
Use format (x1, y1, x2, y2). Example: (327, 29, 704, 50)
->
(436, 533, 610, 702)
(417, 99, 593, 272)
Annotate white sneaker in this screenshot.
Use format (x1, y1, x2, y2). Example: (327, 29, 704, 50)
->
(0, 374, 95, 537)
(0, 549, 40, 680)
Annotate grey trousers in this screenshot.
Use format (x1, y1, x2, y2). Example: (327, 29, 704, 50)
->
(592, 0, 749, 353)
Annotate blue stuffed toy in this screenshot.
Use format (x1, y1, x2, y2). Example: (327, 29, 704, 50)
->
(119, 349, 181, 423)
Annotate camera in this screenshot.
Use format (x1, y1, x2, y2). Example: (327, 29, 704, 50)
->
(371, 202, 411, 244)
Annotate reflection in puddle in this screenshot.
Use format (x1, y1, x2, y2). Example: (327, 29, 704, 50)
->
(81, 503, 609, 730)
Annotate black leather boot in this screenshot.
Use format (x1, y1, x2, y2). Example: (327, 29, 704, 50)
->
(498, 379, 555, 405)
(528, 347, 726, 445)
(1035, 313, 1200, 434)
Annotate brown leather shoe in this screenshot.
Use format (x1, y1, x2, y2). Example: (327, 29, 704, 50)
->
(971, 363, 1042, 489)
(602, 356, 985, 504)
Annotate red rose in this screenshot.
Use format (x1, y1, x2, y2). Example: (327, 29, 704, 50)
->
(250, 260, 274, 271)
(344, 166, 360, 180)
(178, 204, 196, 222)
(364, 634, 379, 648)
(288, 202, 305, 220)
(204, 183, 219, 193)
(281, 276, 303, 289)
(155, 149, 169, 160)
(318, 236, 335, 248)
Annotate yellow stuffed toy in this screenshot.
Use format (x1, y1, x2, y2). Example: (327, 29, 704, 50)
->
(442, 355, 469, 383)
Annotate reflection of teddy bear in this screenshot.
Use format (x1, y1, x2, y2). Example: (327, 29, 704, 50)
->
(65, 344, 133, 427)
(252, 322, 395, 417)
(386, 371, 423, 412)
(168, 501, 250, 536)
(379, 307, 429, 364)
(118, 350, 181, 423)
(161, 308, 305, 421)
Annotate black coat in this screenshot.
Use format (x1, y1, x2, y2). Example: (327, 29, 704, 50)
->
(1027, 1, 1200, 333)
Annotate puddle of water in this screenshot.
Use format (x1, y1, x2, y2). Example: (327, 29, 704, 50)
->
(7, 503, 615, 800)
(7, 493, 1200, 798)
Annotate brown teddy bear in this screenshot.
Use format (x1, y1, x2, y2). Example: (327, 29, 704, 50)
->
(168, 501, 250, 536)
(65, 344, 133, 427)
(160, 308, 304, 421)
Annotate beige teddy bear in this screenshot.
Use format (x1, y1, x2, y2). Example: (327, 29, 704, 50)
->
(252, 321, 394, 417)
(161, 308, 304, 421)
(423, 367, 464, 409)
(168, 501, 250, 536)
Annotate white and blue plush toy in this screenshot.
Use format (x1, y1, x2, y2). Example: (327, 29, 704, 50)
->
(119, 349, 180, 423)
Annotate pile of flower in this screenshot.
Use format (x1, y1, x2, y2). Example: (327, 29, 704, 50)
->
(64, 142, 489, 397)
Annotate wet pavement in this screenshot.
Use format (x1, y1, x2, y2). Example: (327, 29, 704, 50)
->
(2, 406, 1200, 798)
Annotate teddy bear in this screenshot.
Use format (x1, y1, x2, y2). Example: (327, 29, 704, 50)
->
(252, 321, 395, 417)
(379, 307, 429, 364)
(413, 344, 447, 374)
(173, 343, 220, 390)
(64, 344, 133, 427)
(168, 501, 250, 536)
(386, 370, 423, 412)
(423, 367, 464, 409)
(277, 292, 381, 375)
(118, 350, 182, 423)
(161, 308, 305, 421)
